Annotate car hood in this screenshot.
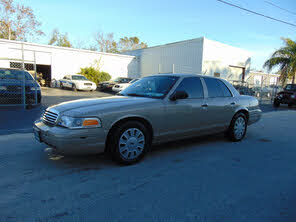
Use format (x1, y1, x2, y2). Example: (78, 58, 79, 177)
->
(48, 96, 159, 116)
(115, 83, 129, 87)
(72, 80, 94, 84)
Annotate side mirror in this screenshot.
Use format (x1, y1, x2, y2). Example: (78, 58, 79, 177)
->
(169, 90, 189, 101)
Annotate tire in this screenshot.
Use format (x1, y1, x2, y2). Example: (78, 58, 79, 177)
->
(109, 121, 151, 164)
(72, 84, 77, 91)
(273, 99, 280, 107)
(227, 113, 248, 142)
(60, 83, 64, 89)
(288, 103, 293, 107)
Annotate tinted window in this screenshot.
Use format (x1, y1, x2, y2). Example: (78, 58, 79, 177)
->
(0, 69, 33, 81)
(217, 80, 232, 97)
(175, 77, 204, 99)
(204, 78, 224, 98)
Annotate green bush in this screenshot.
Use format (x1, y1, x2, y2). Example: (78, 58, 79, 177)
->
(78, 67, 111, 85)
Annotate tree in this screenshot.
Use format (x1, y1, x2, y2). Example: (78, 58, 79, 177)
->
(94, 32, 148, 53)
(94, 32, 118, 53)
(48, 29, 72, 47)
(264, 38, 296, 84)
(118, 36, 148, 52)
(0, 0, 43, 41)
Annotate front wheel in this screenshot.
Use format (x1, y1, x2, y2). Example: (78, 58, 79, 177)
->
(109, 121, 151, 164)
(227, 113, 247, 142)
(72, 84, 77, 91)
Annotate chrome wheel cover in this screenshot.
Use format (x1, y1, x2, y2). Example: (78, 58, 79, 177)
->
(119, 128, 145, 160)
(234, 117, 246, 140)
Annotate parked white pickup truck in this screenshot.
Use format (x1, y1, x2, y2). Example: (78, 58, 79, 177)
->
(59, 74, 97, 91)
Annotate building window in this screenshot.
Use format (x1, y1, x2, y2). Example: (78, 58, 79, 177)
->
(10, 62, 34, 70)
(270, 77, 277, 85)
(254, 75, 262, 86)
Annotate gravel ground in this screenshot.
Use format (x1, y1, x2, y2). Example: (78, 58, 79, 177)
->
(1, 111, 296, 222)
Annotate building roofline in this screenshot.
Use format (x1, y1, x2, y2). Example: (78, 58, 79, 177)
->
(0, 39, 135, 59)
(122, 37, 205, 53)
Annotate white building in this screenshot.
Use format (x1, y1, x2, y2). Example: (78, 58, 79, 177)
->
(124, 37, 251, 81)
(0, 39, 136, 84)
(0, 37, 251, 84)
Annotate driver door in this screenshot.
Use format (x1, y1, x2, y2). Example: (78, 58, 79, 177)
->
(162, 77, 207, 141)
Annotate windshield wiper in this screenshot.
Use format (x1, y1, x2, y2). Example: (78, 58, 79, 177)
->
(126, 93, 145, 97)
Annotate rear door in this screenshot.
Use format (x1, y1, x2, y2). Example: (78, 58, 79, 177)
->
(203, 78, 237, 130)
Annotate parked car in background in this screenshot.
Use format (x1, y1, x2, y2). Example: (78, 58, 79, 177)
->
(34, 74, 261, 165)
(112, 78, 139, 92)
(273, 84, 296, 107)
(0, 68, 41, 104)
(98, 77, 133, 91)
(59, 75, 97, 91)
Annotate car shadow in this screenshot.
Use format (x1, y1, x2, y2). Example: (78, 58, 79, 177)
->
(46, 132, 227, 169)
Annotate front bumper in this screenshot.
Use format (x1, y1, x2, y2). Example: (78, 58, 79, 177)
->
(76, 85, 97, 91)
(33, 121, 106, 155)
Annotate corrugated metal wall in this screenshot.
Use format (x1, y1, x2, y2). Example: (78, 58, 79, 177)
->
(125, 38, 204, 77)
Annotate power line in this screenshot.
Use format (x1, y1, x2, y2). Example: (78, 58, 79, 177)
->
(216, 0, 296, 27)
(265, 1, 296, 16)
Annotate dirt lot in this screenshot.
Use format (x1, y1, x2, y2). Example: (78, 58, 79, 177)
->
(41, 87, 113, 107)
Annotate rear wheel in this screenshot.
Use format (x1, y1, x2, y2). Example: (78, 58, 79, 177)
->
(227, 113, 247, 142)
(288, 103, 293, 107)
(109, 121, 151, 164)
(60, 83, 64, 89)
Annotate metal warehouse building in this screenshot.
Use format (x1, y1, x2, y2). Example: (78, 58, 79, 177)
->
(0, 39, 136, 85)
(125, 37, 251, 81)
(0, 37, 251, 83)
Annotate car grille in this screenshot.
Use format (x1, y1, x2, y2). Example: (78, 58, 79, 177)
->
(84, 83, 92, 86)
(42, 110, 59, 126)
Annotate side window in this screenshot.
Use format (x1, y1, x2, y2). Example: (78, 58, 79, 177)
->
(175, 77, 204, 99)
(204, 78, 224, 98)
(217, 80, 232, 97)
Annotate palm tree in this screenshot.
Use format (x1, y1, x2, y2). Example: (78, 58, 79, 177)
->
(264, 38, 296, 85)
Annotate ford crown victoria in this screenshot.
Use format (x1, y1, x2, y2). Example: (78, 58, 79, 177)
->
(34, 74, 261, 164)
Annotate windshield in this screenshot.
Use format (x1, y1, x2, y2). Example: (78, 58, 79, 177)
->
(0, 69, 33, 80)
(120, 76, 179, 99)
(129, 79, 139, 84)
(72, 75, 88, 80)
(285, 84, 296, 91)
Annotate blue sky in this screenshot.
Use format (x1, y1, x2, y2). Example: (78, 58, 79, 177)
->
(20, 0, 296, 70)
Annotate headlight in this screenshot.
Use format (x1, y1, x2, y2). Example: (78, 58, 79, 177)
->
(291, 95, 296, 99)
(57, 116, 101, 129)
(0, 86, 7, 90)
(31, 86, 41, 91)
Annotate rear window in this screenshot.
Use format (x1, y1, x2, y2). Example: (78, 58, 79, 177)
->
(0, 69, 33, 80)
(285, 84, 296, 91)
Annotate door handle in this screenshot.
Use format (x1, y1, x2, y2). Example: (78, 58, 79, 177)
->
(230, 102, 236, 106)
(201, 104, 208, 108)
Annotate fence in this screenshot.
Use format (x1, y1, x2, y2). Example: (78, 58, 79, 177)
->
(229, 79, 282, 104)
(0, 43, 41, 109)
